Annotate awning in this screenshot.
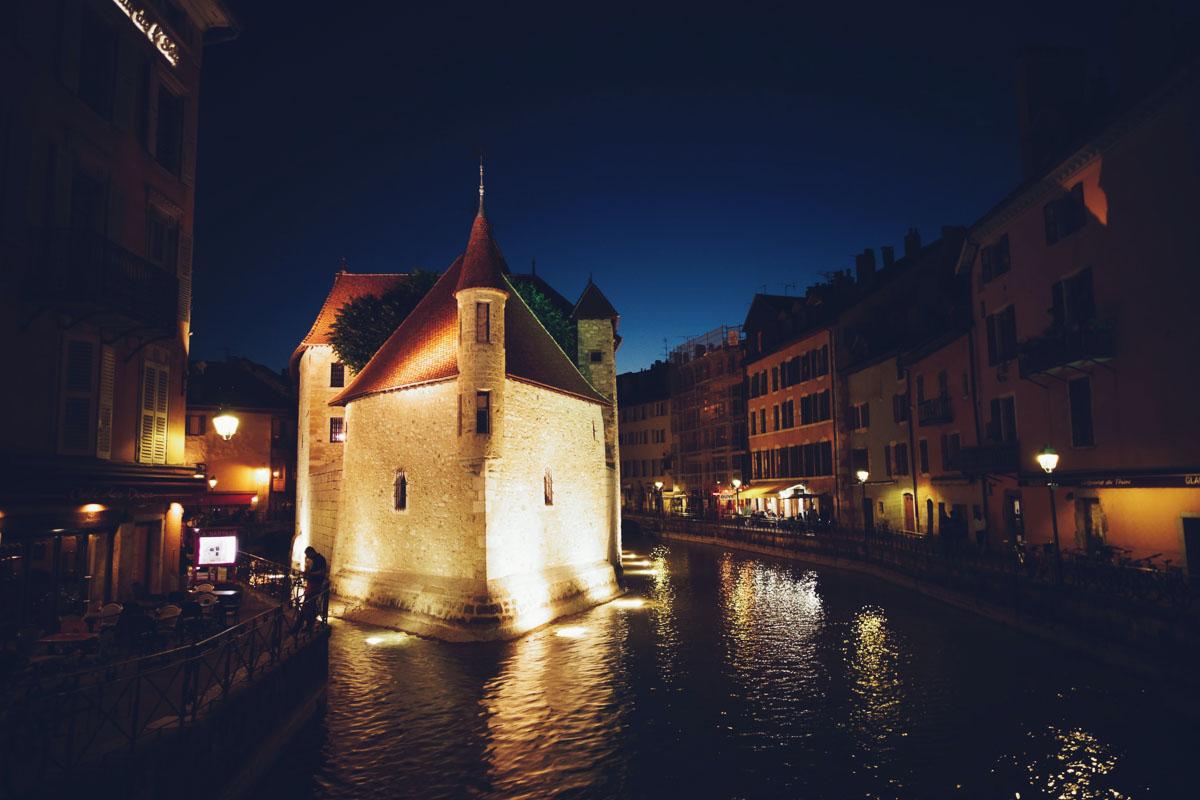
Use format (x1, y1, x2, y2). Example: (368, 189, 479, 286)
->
(734, 481, 796, 500)
(196, 492, 257, 507)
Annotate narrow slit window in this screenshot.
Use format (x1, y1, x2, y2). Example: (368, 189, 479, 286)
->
(476, 302, 490, 343)
(330, 362, 345, 387)
(330, 417, 345, 443)
(394, 470, 408, 510)
(476, 391, 491, 434)
(544, 468, 554, 505)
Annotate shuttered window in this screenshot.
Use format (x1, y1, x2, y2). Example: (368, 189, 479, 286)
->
(96, 346, 115, 459)
(138, 361, 169, 464)
(60, 339, 96, 453)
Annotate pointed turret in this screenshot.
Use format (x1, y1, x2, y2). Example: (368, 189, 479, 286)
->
(571, 279, 619, 321)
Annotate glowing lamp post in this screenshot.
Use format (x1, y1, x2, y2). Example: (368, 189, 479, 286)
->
(212, 413, 239, 441)
(731, 478, 742, 518)
(856, 470, 870, 534)
(207, 476, 218, 490)
(654, 480, 664, 517)
(1037, 445, 1064, 584)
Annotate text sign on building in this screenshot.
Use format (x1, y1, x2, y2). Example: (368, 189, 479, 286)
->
(111, 0, 181, 66)
(197, 533, 238, 566)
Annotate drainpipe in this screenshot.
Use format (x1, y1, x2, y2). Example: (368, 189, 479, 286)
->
(829, 328, 841, 523)
(904, 359, 920, 531)
(966, 322, 990, 539)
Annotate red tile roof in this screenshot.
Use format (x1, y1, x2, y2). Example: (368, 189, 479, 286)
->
(330, 216, 609, 407)
(454, 210, 510, 293)
(290, 271, 410, 372)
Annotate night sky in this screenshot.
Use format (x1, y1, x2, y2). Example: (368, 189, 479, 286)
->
(191, 0, 1197, 374)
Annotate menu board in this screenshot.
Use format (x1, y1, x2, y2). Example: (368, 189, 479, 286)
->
(197, 533, 238, 566)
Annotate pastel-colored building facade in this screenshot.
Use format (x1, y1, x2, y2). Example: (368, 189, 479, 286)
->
(960, 69, 1200, 566)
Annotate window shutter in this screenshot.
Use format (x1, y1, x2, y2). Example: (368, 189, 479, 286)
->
(180, 98, 195, 186)
(177, 233, 193, 323)
(986, 314, 998, 364)
(146, 74, 159, 159)
(61, 339, 95, 453)
(139, 361, 169, 464)
(981, 246, 993, 282)
(1044, 201, 1058, 244)
(58, 2, 82, 92)
(96, 346, 115, 459)
(113, 43, 140, 131)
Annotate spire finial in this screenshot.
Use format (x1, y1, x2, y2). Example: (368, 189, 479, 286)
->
(478, 154, 485, 213)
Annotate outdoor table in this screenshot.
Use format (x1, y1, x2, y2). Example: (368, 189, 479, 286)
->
(37, 631, 99, 654)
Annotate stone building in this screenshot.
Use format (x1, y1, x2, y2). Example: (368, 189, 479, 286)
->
(669, 326, 746, 515)
(289, 271, 411, 567)
(0, 0, 235, 632)
(293, 190, 621, 640)
(617, 361, 675, 511)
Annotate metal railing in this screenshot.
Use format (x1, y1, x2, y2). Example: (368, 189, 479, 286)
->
(625, 512, 1197, 617)
(917, 395, 953, 426)
(0, 554, 328, 796)
(26, 228, 178, 331)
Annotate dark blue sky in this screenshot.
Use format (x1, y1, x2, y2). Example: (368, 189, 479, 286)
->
(192, 0, 1197, 373)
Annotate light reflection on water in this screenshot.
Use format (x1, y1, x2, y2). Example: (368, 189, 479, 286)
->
(261, 540, 1192, 799)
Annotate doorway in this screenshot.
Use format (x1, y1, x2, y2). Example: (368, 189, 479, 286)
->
(903, 493, 916, 532)
(925, 498, 934, 535)
(1183, 517, 1200, 581)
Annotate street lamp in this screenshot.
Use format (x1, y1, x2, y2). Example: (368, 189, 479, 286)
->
(856, 470, 870, 533)
(1037, 445, 1064, 584)
(207, 476, 218, 490)
(654, 480, 664, 517)
(212, 412, 239, 441)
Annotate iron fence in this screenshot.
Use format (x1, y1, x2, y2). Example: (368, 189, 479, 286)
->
(625, 512, 1196, 618)
(0, 554, 328, 798)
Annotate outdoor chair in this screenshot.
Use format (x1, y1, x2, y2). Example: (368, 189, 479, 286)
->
(58, 615, 87, 635)
(195, 593, 219, 633)
(195, 583, 215, 593)
(155, 605, 182, 645)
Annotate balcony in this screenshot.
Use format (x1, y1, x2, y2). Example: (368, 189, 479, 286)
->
(917, 395, 953, 427)
(956, 441, 1020, 476)
(25, 228, 178, 333)
(1018, 322, 1115, 379)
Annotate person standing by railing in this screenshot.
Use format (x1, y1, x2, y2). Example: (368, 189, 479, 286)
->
(292, 546, 328, 634)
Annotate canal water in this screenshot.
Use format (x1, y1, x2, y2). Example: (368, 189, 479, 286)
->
(262, 539, 1193, 799)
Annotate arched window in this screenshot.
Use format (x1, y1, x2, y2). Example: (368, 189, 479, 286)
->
(394, 469, 407, 511)
(544, 468, 554, 506)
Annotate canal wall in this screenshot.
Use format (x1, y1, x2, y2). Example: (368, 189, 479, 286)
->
(633, 517, 1200, 687)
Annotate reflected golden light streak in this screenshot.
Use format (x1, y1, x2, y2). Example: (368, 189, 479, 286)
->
(554, 625, 588, 639)
(611, 597, 647, 609)
(364, 631, 410, 647)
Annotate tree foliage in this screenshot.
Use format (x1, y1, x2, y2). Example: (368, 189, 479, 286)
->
(330, 271, 580, 373)
(329, 270, 439, 372)
(514, 281, 577, 357)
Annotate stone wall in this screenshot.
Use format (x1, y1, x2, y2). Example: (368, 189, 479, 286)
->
(307, 465, 342, 565)
(294, 345, 347, 566)
(333, 380, 485, 597)
(487, 379, 610, 580)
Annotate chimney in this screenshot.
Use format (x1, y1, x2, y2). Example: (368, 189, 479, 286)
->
(854, 248, 876, 286)
(881, 245, 895, 268)
(1015, 47, 1087, 179)
(903, 228, 922, 259)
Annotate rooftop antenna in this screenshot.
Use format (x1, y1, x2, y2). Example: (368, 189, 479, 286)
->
(337, 256, 348, 272)
(783, 282, 796, 295)
(759, 284, 767, 294)
(531, 257, 537, 276)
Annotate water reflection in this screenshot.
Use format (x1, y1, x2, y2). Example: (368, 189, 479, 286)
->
(259, 540, 1191, 799)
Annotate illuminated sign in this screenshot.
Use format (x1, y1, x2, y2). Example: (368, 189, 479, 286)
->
(197, 534, 238, 566)
(111, 0, 180, 67)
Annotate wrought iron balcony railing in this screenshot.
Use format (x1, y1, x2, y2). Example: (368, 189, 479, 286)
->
(917, 395, 953, 427)
(956, 441, 1020, 476)
(26, 228, 178, 332)
(1018, 322, 1115, 378)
